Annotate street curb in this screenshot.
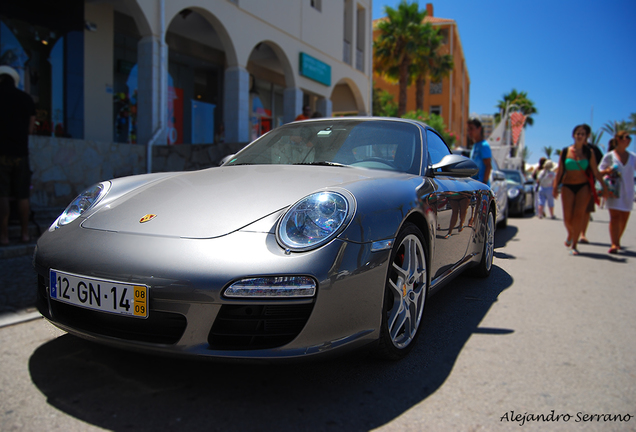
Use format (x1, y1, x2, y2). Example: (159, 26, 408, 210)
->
(0, 308, 42, 328)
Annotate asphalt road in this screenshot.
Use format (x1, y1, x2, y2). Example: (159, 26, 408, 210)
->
(1, 205, 634, 432)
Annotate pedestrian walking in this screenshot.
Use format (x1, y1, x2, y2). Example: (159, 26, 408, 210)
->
(579, 129, 604, 244)
(0, 66, 36, 246)
(537, 159, 556, 219)
(598, 132, 636, 254)
(553, 124, 609, 255)
(533, 157, 546, 217)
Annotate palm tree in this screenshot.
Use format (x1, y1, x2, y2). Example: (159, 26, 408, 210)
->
(591, 130, 604, 151)
(494, 89, 538, 127)
(601, 120, 628, 137)
(411, 24, 454, 111)
(602, 118, 636, 137)
(629, 113, 636, 130)
(543, 146, 553, 159)
(373, 1, 428, 116)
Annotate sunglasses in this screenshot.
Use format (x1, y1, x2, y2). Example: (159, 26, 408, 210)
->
(619, 135, 632, 140)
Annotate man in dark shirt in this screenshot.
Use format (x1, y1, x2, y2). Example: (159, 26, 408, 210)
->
(0, 66, 36, 245)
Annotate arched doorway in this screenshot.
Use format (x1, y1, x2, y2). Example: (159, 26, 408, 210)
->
(246, 41, 292, 139)
(331, 79, 366, 116)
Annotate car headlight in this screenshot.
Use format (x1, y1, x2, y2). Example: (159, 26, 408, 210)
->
(277, 191, 353, 251)
(507, 187, 521, 199)
(53, 182, 111, 229)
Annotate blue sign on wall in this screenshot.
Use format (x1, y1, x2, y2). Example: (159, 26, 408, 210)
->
(299, 53, 331, 86)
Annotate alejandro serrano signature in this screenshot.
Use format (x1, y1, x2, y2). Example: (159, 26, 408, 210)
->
(500, 410, 633, 427)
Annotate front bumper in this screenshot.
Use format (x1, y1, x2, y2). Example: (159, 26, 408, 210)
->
(34, 227, 391, 360)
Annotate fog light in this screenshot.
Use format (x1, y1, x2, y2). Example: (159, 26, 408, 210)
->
(224, 276, 317, 298)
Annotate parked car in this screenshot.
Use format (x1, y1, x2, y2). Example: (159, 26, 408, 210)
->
(34, 117, 497, 361)
(489, 158, 509, 228)
(501, 169, 535, 215)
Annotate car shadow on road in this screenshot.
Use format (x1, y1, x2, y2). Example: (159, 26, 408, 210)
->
(494, 224, 518, 255)
(28, 266, 513, 432)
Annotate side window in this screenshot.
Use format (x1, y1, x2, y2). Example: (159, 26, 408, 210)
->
(426, 129, 451, 166)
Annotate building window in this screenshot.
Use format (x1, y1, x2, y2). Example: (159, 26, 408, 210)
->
(430, 81, 443, 95)
(355, 6, 365, 72)
(343, 0, 353, 65)
(311, 0, 322, 12)
(430, 106, 442, 116)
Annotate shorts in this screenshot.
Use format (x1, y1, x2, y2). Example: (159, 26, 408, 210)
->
(538, 186, 554, 208)
(0, 155, 31, 199)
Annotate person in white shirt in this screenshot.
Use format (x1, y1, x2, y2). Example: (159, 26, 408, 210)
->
(599, 133, 636, 254)
(537, 159, 556, 219)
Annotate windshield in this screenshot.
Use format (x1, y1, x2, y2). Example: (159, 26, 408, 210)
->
(225, 119, 422, 174)
(503, 171, 523, 184)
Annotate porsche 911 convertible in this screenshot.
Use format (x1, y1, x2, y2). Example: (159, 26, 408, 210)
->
(34, 117, 496, 361)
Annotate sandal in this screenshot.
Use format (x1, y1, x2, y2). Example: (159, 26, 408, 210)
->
(579, 238, 589, 244)
(570, 249, 579, 256)
(608, 247, 619, 254)
(565, 239, 572, 247)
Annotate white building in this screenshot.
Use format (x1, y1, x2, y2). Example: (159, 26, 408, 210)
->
(3, 0, 373, 145)
(1, 0, 373, 205)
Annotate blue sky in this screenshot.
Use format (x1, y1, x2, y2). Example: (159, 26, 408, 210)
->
(372, 0, 636, 164)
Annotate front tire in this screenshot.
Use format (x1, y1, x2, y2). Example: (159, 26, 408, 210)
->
(374, 223, 428, 360)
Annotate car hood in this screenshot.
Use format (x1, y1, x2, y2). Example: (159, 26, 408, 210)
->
(81, 165, 391, 239)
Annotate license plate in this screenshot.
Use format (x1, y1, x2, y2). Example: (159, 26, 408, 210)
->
(49, 270, 148, 318)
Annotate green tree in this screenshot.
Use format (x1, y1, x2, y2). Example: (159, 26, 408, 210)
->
(374, 1, 428, 116)
(602, 118, 636, 137)
(591, 130, 605, 151)
(401, 110, 456, 146)
(494, 89, 538, 127)
(372, 87, 398, 117)
(411, 24, 454, 111)
(628, 113, 636, 130)
(543, 146, 553, 159)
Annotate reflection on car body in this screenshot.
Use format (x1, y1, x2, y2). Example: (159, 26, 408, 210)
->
(34, 117, 497, 361)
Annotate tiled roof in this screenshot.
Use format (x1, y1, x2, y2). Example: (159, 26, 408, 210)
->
(425, 16, 455, 24)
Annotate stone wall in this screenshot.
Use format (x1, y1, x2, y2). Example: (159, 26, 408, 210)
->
(29, 136, 245, 208)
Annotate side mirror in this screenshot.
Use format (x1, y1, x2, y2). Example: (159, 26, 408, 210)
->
(492, 171, 506, 182)
(431, 154, 479, 178)
(219, 154, 235, 166)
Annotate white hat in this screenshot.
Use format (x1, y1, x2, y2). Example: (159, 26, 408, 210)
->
(0, 65, 20, 86)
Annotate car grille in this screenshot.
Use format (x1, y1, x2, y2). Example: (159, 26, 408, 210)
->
(208, 303, 314, 350)
(39, 276, 186, 344)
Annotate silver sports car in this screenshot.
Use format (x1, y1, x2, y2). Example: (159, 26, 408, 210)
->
(34, 117, 496, 361)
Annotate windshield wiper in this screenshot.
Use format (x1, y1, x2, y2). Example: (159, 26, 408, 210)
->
(294, 161, 350, 168)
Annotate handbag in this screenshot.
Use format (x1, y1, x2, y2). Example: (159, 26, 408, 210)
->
(602, 174, 620, 198)
(587, 170, 600, 205)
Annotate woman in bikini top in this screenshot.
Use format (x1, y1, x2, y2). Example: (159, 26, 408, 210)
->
(552, 124, 608, 254)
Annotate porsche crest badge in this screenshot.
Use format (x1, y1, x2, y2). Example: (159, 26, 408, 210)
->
(139, 214, 157, 223)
